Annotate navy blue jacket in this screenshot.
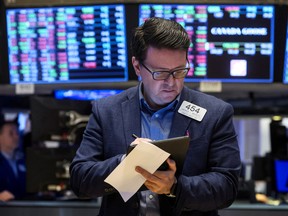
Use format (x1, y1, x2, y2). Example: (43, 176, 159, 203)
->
(0, 152, 26, 200)
(70, 85, 241, 216)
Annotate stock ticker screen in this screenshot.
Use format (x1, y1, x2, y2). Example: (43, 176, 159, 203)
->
(6, 4, 128, 84)
(139, 4, 275, 83)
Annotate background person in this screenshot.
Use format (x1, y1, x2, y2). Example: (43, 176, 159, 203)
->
(70, 17, 241, 216)
(0, 113, 26, 201)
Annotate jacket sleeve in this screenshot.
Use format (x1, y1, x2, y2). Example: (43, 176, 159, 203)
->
(69, 101, 124, 198)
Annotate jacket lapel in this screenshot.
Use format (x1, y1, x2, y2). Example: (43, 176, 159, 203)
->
(121, 87, 142, 146)
(169, 87, 194, 138)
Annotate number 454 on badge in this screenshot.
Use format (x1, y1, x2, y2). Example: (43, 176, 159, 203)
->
(178, 101, 207, 122)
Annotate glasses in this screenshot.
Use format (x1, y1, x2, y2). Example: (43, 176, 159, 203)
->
(140, 62, 190, 80)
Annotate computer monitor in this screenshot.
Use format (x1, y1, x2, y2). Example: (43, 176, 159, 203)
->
(26, 147, 76, 194)
(274, 159, 288, 194)
(5, 4, 128, 84)
(252, 156, 269, 181)
(30, 96, 92, 146)
(139, 4, 275, 83)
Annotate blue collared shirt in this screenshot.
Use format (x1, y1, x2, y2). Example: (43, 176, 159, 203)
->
(138, 83, 179, 216)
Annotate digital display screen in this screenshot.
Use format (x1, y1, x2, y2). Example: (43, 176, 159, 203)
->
(54, 89, 123, 100)
(274, 159, 288, 193)
(139, 4, 275, 83)
(6, 4, 128, 84)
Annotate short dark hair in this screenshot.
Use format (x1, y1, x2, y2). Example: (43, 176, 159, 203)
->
(0, 113, 18, 132)
(131, 17, 191, 62)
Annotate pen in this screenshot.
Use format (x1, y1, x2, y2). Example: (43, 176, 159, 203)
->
(132, 134, 139, 139)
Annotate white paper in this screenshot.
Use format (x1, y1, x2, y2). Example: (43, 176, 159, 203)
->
(104, 140, 170, 202)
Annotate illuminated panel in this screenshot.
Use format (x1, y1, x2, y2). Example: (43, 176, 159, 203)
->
(6, 4, 127, 84)
(139, 4, 274, 83)
(283, 18, 288, 84)
(54, 89, 123, 100)
(274, 159, 288, 193)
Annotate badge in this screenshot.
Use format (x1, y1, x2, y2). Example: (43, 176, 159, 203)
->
(178, 101, 207, 122)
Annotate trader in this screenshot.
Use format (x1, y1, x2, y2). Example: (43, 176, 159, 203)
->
(70, 17, 241, 216)
(0, 113, 26, 201)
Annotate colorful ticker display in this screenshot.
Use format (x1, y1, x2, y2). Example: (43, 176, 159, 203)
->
(140, 4, 275, 83)
(6, 4, 127, 84)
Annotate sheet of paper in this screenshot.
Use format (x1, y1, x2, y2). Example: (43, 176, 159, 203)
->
(104, 140, 170, 202)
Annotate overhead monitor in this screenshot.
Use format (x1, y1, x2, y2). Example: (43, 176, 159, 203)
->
(0, 0, 5, 84)
(5, 4, 128, 84)
(139, 4, 275, 83)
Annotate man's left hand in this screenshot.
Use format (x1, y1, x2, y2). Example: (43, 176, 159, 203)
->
(135, 158, 177, 194)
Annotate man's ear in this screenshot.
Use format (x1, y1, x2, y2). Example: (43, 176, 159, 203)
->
(132, 57, 141, 77)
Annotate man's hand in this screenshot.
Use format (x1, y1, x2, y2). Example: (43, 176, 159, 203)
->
(126, 137, 153, 156)
(131, 137, 152, 146)
(0, 190, 15, 202)
(135, 158, 177, 194)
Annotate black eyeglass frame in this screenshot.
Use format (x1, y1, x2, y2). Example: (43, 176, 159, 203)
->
(140, 61, 190, 80)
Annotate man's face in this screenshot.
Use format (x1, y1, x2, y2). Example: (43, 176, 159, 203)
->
(132, 47, 187, 109)
(0, 124, 19, 152)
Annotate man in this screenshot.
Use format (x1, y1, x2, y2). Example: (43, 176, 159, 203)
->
(70, 17, 241, 216)
(0, 114, 26, 201)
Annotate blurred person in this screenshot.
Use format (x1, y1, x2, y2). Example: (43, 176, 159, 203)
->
(0, 113, 26, 201)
